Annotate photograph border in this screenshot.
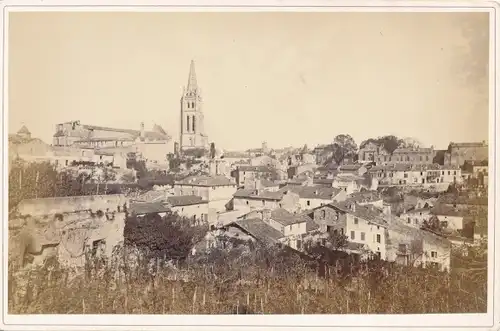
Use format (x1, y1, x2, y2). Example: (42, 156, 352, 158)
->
(0, 1, 498, 330)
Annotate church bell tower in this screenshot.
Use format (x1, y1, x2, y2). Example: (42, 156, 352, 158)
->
(180, 60, 208, 151)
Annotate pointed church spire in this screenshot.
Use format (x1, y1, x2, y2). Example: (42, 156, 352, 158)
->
(187, 60, 197, 91)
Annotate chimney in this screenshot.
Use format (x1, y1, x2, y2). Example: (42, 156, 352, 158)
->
(140, 122, 145, 140)
(350, 203, 356, 212)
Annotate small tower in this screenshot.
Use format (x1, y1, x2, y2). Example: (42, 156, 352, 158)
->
(262, 141, 269, 154)
(17, 125, 31, 140)
(180, 60, 208, 151)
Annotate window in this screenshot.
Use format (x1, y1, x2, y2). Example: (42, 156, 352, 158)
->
(341, 228, 344, 235)
(361, 232, 365, 241)
(404, 173, 408, 178)
(442, 171, 444, 175)
(262, 200, 265, 206)
(321, 210, 326, 218)
(307, 200, 311, 206)
(407, 217, 411, 224)
(420, 172, 423, 176)
(187, 116, 190, 131)
(246, 201, 249, 205)
(350, 231, 355, 240)
(354, 217, 358, 224)
(431, 251, 438, 258)
(376, 234, 381, 243)
(192, 116, 196, 132)
(454, 171, 457, 175)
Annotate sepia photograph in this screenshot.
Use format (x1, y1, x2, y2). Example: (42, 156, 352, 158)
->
(1, 1, 498, 330)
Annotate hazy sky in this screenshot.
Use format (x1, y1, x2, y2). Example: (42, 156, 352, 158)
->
(8, 11, 489, 150)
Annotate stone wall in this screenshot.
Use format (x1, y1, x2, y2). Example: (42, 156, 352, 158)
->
(15, 194, 129, 217)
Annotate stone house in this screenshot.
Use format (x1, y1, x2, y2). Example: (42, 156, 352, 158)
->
(445, 141, 488, 167)
(277, 185, 346, 210)
(385, 217, 452, 272)
(304, 202, 388, 260)
(174, 175, 237, 214)
(235, 165, 277, 187)
(231, 188, 301, 213)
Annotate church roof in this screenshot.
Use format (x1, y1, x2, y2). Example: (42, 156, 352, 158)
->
(152, 124, 167, 135)
(17, 125, 30, 134)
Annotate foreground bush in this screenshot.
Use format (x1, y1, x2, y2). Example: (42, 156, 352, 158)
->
(8, 242, 486, 315)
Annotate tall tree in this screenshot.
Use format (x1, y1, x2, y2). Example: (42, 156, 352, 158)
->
(378, 135, 402, 154)
(399, 137, 423, 149)
(331, 134, 358, 165)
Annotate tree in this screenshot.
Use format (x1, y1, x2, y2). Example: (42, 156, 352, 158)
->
(359, 135, 406, 154)
(124, 211, 208, 261)
(301, 144, 309, 154)
(400, 137, 423, 149)
(210, 142, 216, 159)
(331, 134, 358, 165)
(183, 148, 207, 159)
(378, 135, 402, 154)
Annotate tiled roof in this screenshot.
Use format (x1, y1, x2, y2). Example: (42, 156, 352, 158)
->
(346, 191, 382, 203)
(450, 142, 487, 148)
(430, 205, 465, 217)
(369, 163, 459, 172)
(334, 173, 364, 182)
(130, 202, 171, 215)
(176, 175, 236, 187)
(313, 178, 334, 186)
(278, 185, 341, 200)
(94, 150, 115, 156)
(74, 137, 135, 143)
(231, 218, 284, 244)
(55, 123, 170, 141)
(338, 164, 363, 171)
(135, 190, 167, 203)
(270, 208, 310, 226)
(260, 179, 279, 187)
(222, 151, 249, 158)
(436, 195, 488, 206)
(238, 165, 274, 172)
(305, 217, 320, 232)
(233, 188, 284, 201)
(233, 189, 256, 198)
(331, 201, 388, 227)
(167, 195, 207, 207)
(392, 147, 434, 154)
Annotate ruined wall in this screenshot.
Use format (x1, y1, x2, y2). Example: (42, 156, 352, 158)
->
(16, 194, 129, 217)
(17, 210, 127, 270)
